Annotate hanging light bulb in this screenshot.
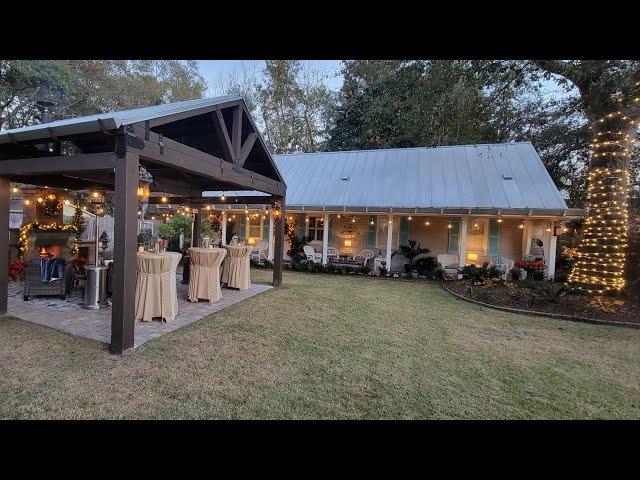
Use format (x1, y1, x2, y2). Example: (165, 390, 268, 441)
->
(425, 219, 430, 226)
(518, 221, 524, 229)
(497, 218, 503, 223)
(408, 216, 412, 221)
(161, 196, 168, 203)
(24, 199, 31, 206)
(12, 187, 18, 193)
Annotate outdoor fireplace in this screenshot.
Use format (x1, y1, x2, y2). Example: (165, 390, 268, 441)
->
(26, 231, 76, 261)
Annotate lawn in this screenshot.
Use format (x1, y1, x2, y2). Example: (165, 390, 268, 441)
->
(1, 270, 639, 419)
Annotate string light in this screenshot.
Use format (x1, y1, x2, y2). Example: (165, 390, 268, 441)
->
(568, 96, 636, 293)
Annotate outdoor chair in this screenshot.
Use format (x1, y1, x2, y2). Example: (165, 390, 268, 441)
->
(356, 249, 375, 267)
(250, 240, 269, 262)
(326, 247, 339, 259)
(489, 256, 515, 281)
(437, 254, 459, 280)
(303, 245, 322, 264)
(23, 258, 70, 301)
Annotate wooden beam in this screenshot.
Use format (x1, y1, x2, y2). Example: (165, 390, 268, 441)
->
(0, 152, 116, 175)
(130, 124, 285, 196)
(193, 209, 202, 248)
(110, 151, 138, 354)
(146, 99, 242, 128)
(0, 178, 8, 315)
(213, 110, 235, 163)
(232, 105, 242, 163)
(9, 174, 114, 191)
(272, 196, 285, 287)
(238, 132, 257, 168)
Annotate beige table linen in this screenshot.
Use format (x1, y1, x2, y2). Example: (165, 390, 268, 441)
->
(135, 252, 180, 323)
(221, 245, 251, 290)
(188, 247, 227, 303)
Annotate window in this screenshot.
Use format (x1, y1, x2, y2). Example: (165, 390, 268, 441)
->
(249, 216, 262, 239)
(467, 219, 488, 255)
(307, 216, 324, 242)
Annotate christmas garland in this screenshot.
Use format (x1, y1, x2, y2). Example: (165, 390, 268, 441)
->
(18, 222, 79, 259)
(41, 194, 62, 218)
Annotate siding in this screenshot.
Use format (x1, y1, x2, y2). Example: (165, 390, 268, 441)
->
(498, 218, 523, 260)
(407, 217, 450, 256)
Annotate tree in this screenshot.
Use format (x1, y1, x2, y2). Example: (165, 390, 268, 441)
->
(215, 60, 336, 153)
(0, 60, 207, 130)
(528, 61, 640, 292)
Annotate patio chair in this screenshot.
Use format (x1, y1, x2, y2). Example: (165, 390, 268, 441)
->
(249, 240, 269, 262)
(489, 256, 515, 281)
(356, 249, 375, 267)
(437, 254, 459, 280)
(303, 245, 322, 264)
(326, 247, 339, 259)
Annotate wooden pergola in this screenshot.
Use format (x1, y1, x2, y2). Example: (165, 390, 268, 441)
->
(0, 96, 286, 353)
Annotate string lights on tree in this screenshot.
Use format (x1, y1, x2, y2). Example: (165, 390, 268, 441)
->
(568, 84, 639, 294)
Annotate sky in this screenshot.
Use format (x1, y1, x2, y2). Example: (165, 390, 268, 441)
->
(197, 60, 344, 95)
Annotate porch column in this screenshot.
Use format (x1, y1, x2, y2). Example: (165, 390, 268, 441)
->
(546, 221, 557, 280)
(272, 196, 285, 287)
(221, 211, 227, 246)
(268, 212, 274, 260)
(459, 217, 468, 268)
(245, 212, 250, 240)
(111, 151, 138, 354)
(385, 214, 394, 271)
(0, 178, 9, 315)
(193, 208, 201, 248)
(521, 220, 531, 256)
(322, 212, 329, 265)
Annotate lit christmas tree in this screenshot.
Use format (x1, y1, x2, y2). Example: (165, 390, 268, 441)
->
(568, 84, 639, 293)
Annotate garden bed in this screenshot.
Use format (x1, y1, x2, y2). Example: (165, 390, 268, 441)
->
(443, 278, 640, 327)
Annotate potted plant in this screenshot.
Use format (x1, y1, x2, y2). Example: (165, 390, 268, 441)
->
(392, 240, 430, 278)
(9, 260, 26, 281)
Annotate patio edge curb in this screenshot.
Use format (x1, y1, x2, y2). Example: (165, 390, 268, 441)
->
(441, 283, 640, 330)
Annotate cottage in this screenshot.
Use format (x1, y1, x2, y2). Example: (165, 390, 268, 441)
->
(211, 142, 583, 280)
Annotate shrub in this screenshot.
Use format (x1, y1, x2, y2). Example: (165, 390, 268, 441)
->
(414, 256, 438, 277)
(530, 282, 577, 304)
(137, 228, 153, 244)
(468, 285, 489, 301)
(392, 240, 430, 268)
(460, 263, 501, 282)
(378, 266, 389, 277)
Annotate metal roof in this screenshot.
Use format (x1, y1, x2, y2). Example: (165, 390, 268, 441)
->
(270, 143, 569, 213)
(0, 95, 242, 144)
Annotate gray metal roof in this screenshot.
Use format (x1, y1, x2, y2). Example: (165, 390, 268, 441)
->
(0, 95, 242, 144)
(271, 143, 569, 213)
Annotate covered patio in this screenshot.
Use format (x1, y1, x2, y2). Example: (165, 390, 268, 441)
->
(0, 95, 287, 353)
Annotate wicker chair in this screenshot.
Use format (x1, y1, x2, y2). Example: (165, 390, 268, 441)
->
(489, 256, 515, 281)
(437, 254, 459, 280)
(23, 259, 70, 301)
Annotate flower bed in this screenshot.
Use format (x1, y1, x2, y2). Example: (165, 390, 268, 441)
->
(444, 278, 640, 326)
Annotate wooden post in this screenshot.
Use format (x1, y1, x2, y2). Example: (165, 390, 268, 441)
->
(193, 209, 202, 248)
(268, 212, 274, 260)
(221, 211, 227, 246)
(522, 220, 531, 256)
(458, 217, 468, 269)
(272, 197, 285, 287)
(385, 214, 393, 271)
(322, 213, 329, 265)
(111, 150, 138, 354)
(0, 178, 9, 315)
(546, 221, 557, 280)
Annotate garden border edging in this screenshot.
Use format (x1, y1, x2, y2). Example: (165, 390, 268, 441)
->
(441, 282, 640, 330)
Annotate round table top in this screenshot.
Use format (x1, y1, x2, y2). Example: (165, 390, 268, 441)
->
(188, 247, 225, 254)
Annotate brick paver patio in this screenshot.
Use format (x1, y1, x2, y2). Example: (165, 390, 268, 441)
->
(6, 280, 272, 348)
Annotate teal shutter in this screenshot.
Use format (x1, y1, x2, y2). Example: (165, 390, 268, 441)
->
(239, 216, 246, 238)
(488, 219, 500, 256)
(367, 216, 376, 248)
(399, 216, 409, 246)
(296, 214, 305, 238)
(448, 219, 460, 254)
(262, 217, 269, 240)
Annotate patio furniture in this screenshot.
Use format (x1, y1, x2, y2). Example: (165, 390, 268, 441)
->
(135, 252, 179, 322)
(222, 245, 251, 290)
(356, 249, 375, 267)
(229, 235, 239, 246)
(303, 245, 322, 264)
(23, 258, 71, 301)
(188, 247, 226, 303)
(250, 240, 269, 262)
(437, 254, 459, 280)
(489, 256, 515, 281)
(326, 247, 339, 260)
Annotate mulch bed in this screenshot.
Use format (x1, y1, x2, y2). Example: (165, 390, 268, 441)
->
(443, 279, 640, 328)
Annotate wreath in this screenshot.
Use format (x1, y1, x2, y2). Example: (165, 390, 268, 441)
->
(41, 194, 62, 218)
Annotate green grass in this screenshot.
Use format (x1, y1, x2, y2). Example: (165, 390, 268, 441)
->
(1, 269, 639, 419)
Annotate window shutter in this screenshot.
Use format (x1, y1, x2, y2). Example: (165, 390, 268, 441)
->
(327, 216, 333, 244)
(367, 216, 376, 248)
(399, 216, 409, 246)
(296, 214, 305, 238)
(262, 216, 269, 240)
(488, 218, 500, 256)
(448, 219, 460, 254)
(239, 216, 246, 238)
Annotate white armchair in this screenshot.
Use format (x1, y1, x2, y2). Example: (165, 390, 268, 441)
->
(437, 254, 459, 280)
(489, 256, 514, 281)
(356, 249, 375, 267)
(250, 240, 269, 262)
(327, 247, 339, 259)
(303, 245, 322, 264)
